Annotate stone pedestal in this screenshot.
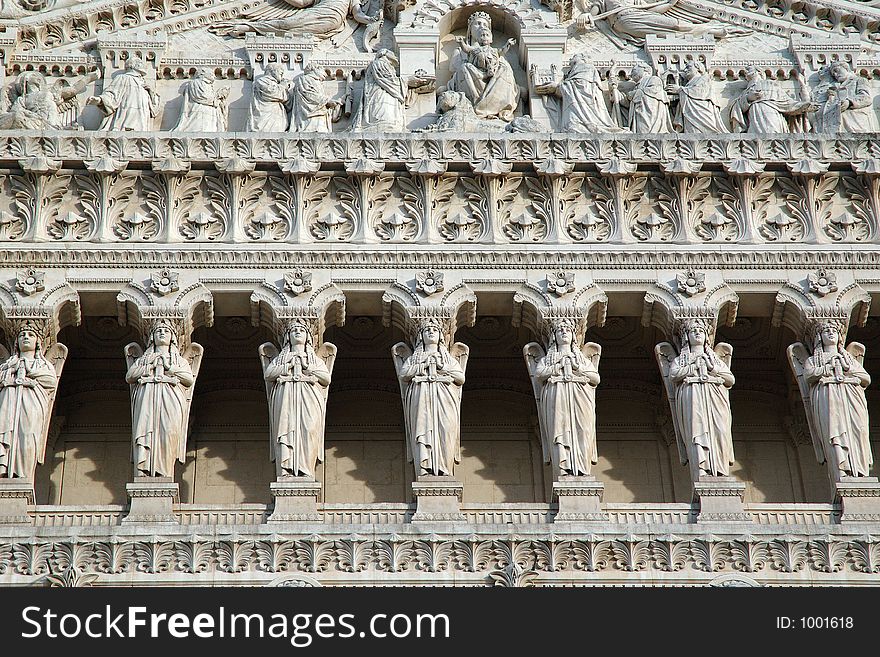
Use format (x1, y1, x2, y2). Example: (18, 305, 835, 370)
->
(411, 477, 465, 523)
(122, 477, 179, 524)
(0, 479, 34, 525)
(835, 477, 880, 522)
(553, 476, 607, 522)
(693, 477, 750, 523)
(268, 478, 322, 523)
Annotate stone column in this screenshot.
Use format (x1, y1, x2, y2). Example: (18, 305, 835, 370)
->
(775, 271, 880, 522)
(645, 272, 749, 523)
(252, 273, 345, 523)
(383, 276, 475, 523)
(0, 270, 79, 524)
(117, 271, 213, 524)
(514, 274, 609, 522)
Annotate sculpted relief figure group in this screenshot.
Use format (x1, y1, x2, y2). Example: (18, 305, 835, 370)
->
(0, 2, 878, 136)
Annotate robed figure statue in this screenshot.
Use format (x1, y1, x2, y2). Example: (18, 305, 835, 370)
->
(392, 320, 468, 477)
(0, 326, 66, 480)
(656, 319, 736, 479)
(259, 320, 336, 479)
(788, 321, 873, 481)
(524, 320, 601, 478)
(125, 323, 202, 478)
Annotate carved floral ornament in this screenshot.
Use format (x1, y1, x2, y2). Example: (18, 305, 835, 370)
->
(14, 269, 44, 297)
(677, 270, 706, 298)
(415, 271, 444, 296)
(547, 271, 575, 297)
(284, 270, 313, 297)
(150, 269, 179, 297)
(808, 269, 838, 297)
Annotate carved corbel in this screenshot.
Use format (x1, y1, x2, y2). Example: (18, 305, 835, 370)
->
(250, 272, 345, 347)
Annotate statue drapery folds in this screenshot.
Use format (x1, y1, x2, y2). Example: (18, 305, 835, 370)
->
(392, 319, 468, 478)
(656, 318, 736, 479)
(259, 320, 336, 480)
(524, 320, 601, 478)
(0, 325, 66, 480)
(788, 320, 873, 481)
(125, 322, 201, 478)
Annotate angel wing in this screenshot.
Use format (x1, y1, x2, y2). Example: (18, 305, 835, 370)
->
(316, 342, 337, 403)
(523, 342, 549, 465)
(177, 342, 204, 464)
(713, 342, 733, 369)
(786, 342, 824, 465)
(391, 341, 413, 463)
(846, 341, 866, 366)
(449, 342, 469, 375)
(654, 342, 687, 466)
(37, 343, 68, 465)
(0, 342, 9, 362)
(123, 342, 143, 397)
(581, 342, 602, 370)
(258, 342, 280, 462)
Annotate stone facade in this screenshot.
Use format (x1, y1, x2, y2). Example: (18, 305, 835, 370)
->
(0, 0, 880, 587)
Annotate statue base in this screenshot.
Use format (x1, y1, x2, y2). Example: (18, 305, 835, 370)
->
(835, 477, 880, 522)
(411, 477, 465, 522)
(0, 479, 34, 525)
(268, 478, 322, 523)
(693, 477, 750, 523)
(122, 477, 179, 524)
(553, 476, 607, 522)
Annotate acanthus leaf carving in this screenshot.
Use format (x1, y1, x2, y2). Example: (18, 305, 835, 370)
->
(769, 537, 809, 573)
(586, 175, 645, 243)
(461, 175, 522, 243)
(8, 171, 70, 242)
(205, 173, 265, 242)
(174, 539, 212, 574)
(525, 175, 584, 243)
(326, 175, 393, 242)
(729, 537, 770, 573)
(715, 173, 774, 243)
(652, 174, 712, 243)
(294, 537, 334, 573)
(374, 539, 414, 573)
(398, 174, 457, 243)
(133, 540, 174, 575)
(72, 171, 137, 242)
(215, 540, 254, 574)
(335, 539, 372, 573)
(774, 174, 838, 243)
(269, 173, 331, 243)
(141, 171, 202, 242)
(254, 540, 295, 573)
(840, 174, 879, 243)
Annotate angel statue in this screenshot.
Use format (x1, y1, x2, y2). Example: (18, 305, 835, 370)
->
(209, 0, 383, 51)
(523, 320, 601, 478)
(655, 318, 736, 480)
(574, 0, 750, 48)
(259, 320, 336, 479)
(392, 319, 468, 478)
(0, 325, 66, 480)
(124, 322, 202, 478)
(0, 69, 100, 130)
(787, 321, 873, 481)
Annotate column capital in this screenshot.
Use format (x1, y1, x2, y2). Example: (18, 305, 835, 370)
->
(382, 274, 476, 344)
(250, 270, 345, 344)
(0, 268, 80, 347)
(513, 273, 607, 345)
(643, 270, 738, 343)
